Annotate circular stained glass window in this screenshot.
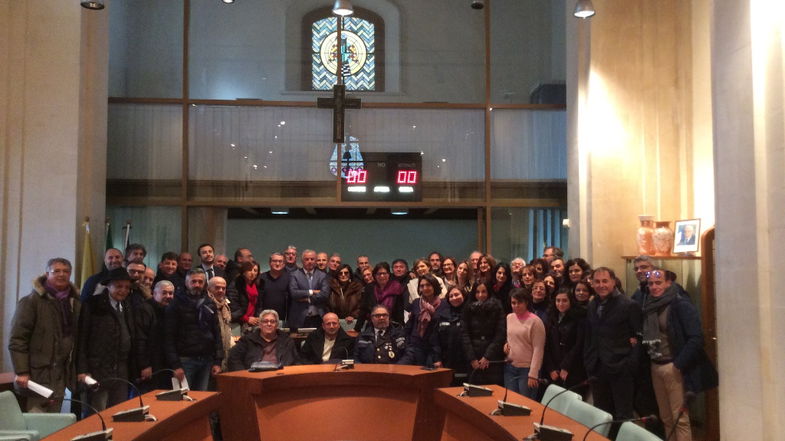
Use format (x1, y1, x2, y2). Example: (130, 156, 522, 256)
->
(319, 30, 368, 76)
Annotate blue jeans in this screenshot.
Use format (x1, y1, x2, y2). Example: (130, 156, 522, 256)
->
(504, 363, 538, 400)
(180, 356, 213, 391)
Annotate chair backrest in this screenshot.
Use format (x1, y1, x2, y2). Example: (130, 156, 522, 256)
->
(563, 399, 614, 437)
(541, 384, 582, 414)
(616, 421, 664, 441)
(0, 390, 26, 430)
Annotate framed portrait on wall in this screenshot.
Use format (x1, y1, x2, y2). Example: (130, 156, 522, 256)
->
(673, 219, 701, 254)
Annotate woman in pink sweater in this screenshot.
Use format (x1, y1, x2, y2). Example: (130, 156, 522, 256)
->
(503, 288, 546, 399)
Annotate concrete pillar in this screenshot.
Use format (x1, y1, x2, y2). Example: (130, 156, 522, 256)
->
(712, 0, 785, 438)
(0, 0, 108, 370)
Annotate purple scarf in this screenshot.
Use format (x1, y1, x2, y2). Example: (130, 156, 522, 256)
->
(45, 282, 73, 335)
(374, 280, 402, 312)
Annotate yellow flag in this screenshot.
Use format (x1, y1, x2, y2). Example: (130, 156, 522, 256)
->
(80, 221, 96, 288)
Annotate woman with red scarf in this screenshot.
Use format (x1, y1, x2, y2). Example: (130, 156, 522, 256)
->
(399, 274, 448, 367)
(228, 261, 264, 333)
(356, 262, 404, 331)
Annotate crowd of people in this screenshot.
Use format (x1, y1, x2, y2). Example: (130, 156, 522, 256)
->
(8, 243, 717, 441)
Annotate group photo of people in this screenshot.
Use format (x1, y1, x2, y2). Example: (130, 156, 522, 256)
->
(8, 243, 717, 440)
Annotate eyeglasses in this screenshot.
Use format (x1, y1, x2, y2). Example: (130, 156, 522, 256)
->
(48, 269, 71, 275)
(260, 319, 277, 325)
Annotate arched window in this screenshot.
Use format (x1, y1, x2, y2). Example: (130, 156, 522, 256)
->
(303, 7, 384, 92)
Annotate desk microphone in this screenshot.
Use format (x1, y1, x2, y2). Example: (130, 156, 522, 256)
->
(581, 415, 658, 441)
(61, 398, 113, 441)
(665, 391, 696, 441)
(97, 376, 154, 422)
(523, 377, 596, 441)
(459, 360, 506, 397)
(334, 346, 355, 371)
(490, 375, 532, 416)
(142, 369, 195, 401)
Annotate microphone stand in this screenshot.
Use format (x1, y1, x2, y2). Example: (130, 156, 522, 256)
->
(581, 415, 658, 441)
(97, 376, 155, 422)
(145, 369, 194, 401)
(665, 392, 695, 441)
(459, 360, 506, 397)
(524, 377, 595, 441)
(61, 398, 113, 441)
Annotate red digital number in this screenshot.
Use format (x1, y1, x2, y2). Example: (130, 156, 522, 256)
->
(397, 170, 418, 184)
(347, 169, 367, 184)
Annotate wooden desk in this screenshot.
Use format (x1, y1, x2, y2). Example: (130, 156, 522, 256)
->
(434, 385, 610, 441)
(216, 364, 453, 441)
(43, 390, 220, 441)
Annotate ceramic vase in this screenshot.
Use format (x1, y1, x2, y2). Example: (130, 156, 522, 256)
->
(637, 215, 656, 255)
(653, 221, 674, 256)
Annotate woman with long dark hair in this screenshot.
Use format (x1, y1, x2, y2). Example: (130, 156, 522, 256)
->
(328, 264, 364, 325)
(491, 262, 513, 314)
(503, 288, 546, 399)
(399, 274, 448, 366)
(543, 287, 587, 394)
(437, 287, 470, 384)
(228, 261, 264, 333)
(461, 281, 506, 385)
(357, 262, 404, 330)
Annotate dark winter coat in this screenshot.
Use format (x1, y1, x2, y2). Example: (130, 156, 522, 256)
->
(227, 329, 299, 371)
(299, 327, 355, 364)
(77, 291, 136, 381)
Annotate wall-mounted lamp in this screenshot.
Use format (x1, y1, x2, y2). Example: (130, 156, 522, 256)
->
(271, 208, 290, 215)
(332, 0, 354, 16)
(80, 0, 105, 10)
(573, 0, 595, 19)
(391, 209, 409, 216)
(222, 0, 235, 4)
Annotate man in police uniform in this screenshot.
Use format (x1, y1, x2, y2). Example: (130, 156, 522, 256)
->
(354, 305, 406, 363)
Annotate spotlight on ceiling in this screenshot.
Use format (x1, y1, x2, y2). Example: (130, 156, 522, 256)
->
(222, 0, 235, 4)
(80, 0, 105, 10)
(573, 0, 596, 19)
(332, 0, 354, 16)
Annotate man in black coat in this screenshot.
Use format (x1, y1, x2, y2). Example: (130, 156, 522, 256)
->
(584, 267, 642, 436)
(164, 268, 223, 391)
(77, 268, 136, 413)
(300, 313, 355, 364)
(135, 280, 175, 391)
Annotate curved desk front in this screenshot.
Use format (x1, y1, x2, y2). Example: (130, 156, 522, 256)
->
(435, 385, 611, 441)
(43, 390, 220, 441)
(216, 364, 453, 441)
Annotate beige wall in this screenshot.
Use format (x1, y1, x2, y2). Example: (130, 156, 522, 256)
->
(567, 0, 711, 281)
(0, 0, 108, 370)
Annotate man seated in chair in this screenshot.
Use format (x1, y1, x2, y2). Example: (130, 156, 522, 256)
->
(228, 310, 299, 371)
(354, 305, 406, 364)
(300, 313, 355, 364)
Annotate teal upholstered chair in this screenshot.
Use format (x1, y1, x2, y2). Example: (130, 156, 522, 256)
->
(540, 384, 583, 414)
(0, 391, 76, 441)
(616, 421, 664, 441)
(563, 399, 614, 437)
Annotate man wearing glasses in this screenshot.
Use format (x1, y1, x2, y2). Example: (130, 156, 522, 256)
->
(227, 310, 299, 370)
(354, 305, 406, 364)
(9, 258, 80, 412)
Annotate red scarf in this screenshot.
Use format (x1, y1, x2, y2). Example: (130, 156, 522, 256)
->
(242, 282, 259, 323)
(417, 296, 441, 337)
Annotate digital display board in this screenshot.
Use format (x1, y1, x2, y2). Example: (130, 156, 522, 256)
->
(340, 152, 422, 202)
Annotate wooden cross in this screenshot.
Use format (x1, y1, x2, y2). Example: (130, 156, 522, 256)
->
(317, 84, 361, 143)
